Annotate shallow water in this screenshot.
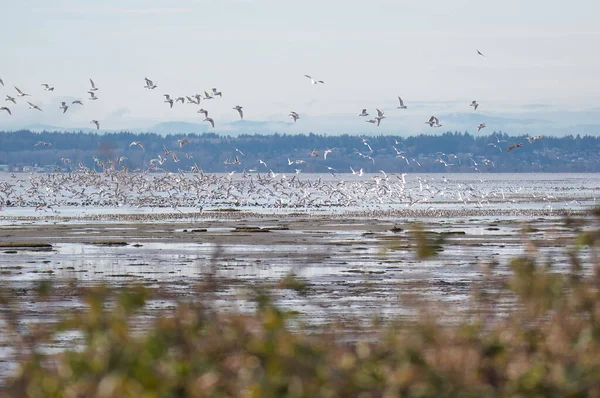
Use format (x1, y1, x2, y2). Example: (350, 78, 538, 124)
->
(0, 172, 598, 381)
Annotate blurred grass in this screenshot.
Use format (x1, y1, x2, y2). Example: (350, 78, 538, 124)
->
(2, 213, 600, 397)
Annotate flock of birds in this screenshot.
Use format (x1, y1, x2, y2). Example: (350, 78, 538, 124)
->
(0, 161, 588, 214)
(0, 49, 559, 213)
(0, 49, 539, 155)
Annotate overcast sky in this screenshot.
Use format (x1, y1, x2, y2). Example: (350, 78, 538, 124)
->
(1, 0, 600, 134)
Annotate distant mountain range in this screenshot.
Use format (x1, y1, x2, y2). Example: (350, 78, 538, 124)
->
(10, 109, 600, 136)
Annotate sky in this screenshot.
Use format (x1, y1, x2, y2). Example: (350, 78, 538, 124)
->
(1, 0, 600, 135)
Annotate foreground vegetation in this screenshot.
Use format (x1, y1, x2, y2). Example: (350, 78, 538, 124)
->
(2, 213, 600, 396)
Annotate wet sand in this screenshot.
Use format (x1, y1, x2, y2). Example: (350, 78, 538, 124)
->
(0, 209, 594, 378)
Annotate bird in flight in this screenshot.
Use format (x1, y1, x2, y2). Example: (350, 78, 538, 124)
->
(204, 117, 215, 128)
(358, 109, 369, 117)
(233, 105, 243, 119)
(88, 91, 98, 100)
(72, 100, 84, 106)
(397, 96, 407, 109)
(34, 141, 52, 147)
(477, 49, 485, 58)
(177, 139, 188, 148)
(130, 141, 145, 150)
(324, 149, 333, 160)
(470, 100, 479, 110)
(507, 143, 523, 152)
(89, 78, 98, 91)
(5, 95, 16, 104)
(289, 111, 299, 122)
(304, 75, 324, 85)
(426, 116, 442, 127)
(197, 109, 209, 117)
(144, 77, 157, 89)
(41, 83, 55, 91)
(90, 120, 100, 130)
(0, 106, 11, 115)
(26, 101, 42, 111)
(14, 87, 30, 97)
(476, 123, 486, 132)
(59, 102, 69, 114)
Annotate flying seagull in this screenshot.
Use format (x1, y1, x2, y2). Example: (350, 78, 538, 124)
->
(358, 109, 369, 117)
(233, 105, 243, 119)
(41, 83, 55, 91)
(144, 77, 157, 89)
(165, 98, 174, 108)
(476, 123, 486, 132)
(26, 101, 42, 111)
(204, 117, 215, 128)
(197, 108, 208, 117)
(89, 78, 98, 91)
(0, 107, 11, 115)
(177, 139, 188, 148)
(90, 120, 100, 130)
(304, 75, 324, 84)
(129, 141, 144, 150)
(5, 95, 16, 104)
(289, 111, 299, 122)
(470, 100, 479, 110)
(477, 49, 485, 58)
(426, 116, 441, 127)
(34, 141, 52, 147)
(72, 100, 84, 105)
(397, 96, 407, 109)
(88, 91, 98, 100)
(14, 87, 30, 97)
(59, 102, 69, 114)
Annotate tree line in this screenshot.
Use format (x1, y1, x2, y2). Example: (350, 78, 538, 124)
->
(0, 130, 598, 173)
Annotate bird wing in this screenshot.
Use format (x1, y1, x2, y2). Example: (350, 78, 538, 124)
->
(376, 108, 384, 117)
(398, 97, 404, 106)
(15, 87, 23, 95)
(90, 78, 96, 88)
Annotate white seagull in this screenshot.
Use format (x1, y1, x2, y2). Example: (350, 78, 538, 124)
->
(0, 107, 11, 115)
(397, 96, 407, 109)
(470, 100, 479, 111)
(72, 100, 84, 105)
(59, 102, 69, 114)
(14, 87, 30, 97)
(358, 109, 369, 117)
(289, 111, 299, 122)
(204, 117, 215, 128)
(5, 95, 16, 104)
(304, 75, 324, 85)
(41, 83, 55, 91)
(26, 101, 42, 111)
(426, 116, 441, 127)
(144, 77, 158, 89)
(477, 49, 485, 58)
(233, 105, 243, 119)
(88, 91, 98, 100)
(89, 78, 98, 91)
(197, 108, 208, 117)
(177, 139, 188, 148)
(129, 141, 144, 150)
(476, 123, 486, 132)
(90, 120, 100, 130)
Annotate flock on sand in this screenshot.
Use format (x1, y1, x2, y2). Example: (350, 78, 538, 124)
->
(0, 160, 585, 214)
